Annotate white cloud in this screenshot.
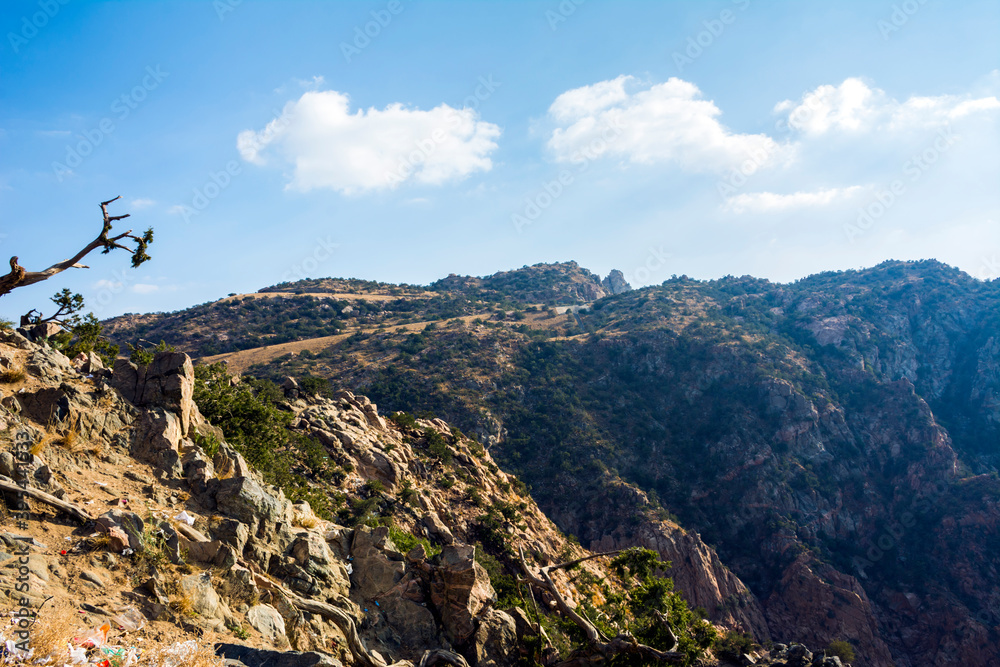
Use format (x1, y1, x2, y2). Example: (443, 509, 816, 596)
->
(237, 90, 502, 194)
(547, 76, 786, 173)
(723, 186, 866, 214)
(131, 198, 156, 210)
(93, 279, 123, 290)
(132, 284, 159, 294)
(776, 77, 1000, 135)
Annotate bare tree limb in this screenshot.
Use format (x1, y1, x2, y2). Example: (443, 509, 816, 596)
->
(518, 547, 686, 665)
(0, 475, 95, 523)
(0, 197, 153, 299)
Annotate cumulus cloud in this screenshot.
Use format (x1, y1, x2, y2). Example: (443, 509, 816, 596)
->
(131, 198, 156, 210)
(132, 284, 160, 294)
(723, 186, 866, 214)
(237, 90, 501, 194)
(546, 75, 786, 173)
(776, 77, 1000, 135)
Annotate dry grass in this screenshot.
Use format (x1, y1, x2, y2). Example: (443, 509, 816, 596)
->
(294, 514, 319, 529)
(57, 425, 85, 453)
(20, 603, 88, 664)
(0, 367, 26, 383)
(30, 437, 47, 456)
(169, 589, 197, 618)
(88, 532, 113, 551)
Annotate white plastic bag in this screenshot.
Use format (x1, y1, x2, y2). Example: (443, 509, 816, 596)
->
(174, 511, 196, 526)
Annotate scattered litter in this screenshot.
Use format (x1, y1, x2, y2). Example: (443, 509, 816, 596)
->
(67, 645, 88, 664)
(173, 510, 195, 526)
(94, 482, 107, 487)
(161, 640, 198, 667)
(345, 563, 353, 575)
(76, 621, 110, 648)
(111, 606, 145, 633)
(2, 639, 32, 662)
(375, 601, 380, 607)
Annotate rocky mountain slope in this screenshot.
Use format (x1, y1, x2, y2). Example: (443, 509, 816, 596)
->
(0, 325, 854, 666)
(101, 259, 1000, 667)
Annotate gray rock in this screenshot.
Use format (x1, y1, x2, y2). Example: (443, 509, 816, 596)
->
(25, 347, 73, 381)
(601, 269, 632, 295)
(421, 512, 455, 545)
(97, 510, 145, 551)
(473, 609, 518, 667)
(112, 351, 195, 435)
(29, 322, 62, 341)
(247, 604, 288, 645)
(0, 329, 32, 349)
(180, 572, 226, 628)
(430, 545, 496, 644)
(80, 570, 105, 588)
(131, 408, 184, 476)
(213, 518, 250, 553)
(215, 644, 341, 667)
(215, 475, 292, 531)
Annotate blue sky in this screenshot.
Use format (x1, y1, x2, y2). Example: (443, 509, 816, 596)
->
(1, 0, 998, 319)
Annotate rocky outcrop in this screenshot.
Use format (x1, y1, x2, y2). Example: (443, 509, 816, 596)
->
(431, 545, 496, 644)
(601, 269, 632, 295)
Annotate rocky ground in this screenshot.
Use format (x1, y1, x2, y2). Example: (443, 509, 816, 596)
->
(0, 326, 856, 667)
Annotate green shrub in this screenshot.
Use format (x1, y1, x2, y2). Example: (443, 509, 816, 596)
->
(827, 640, 856, 663)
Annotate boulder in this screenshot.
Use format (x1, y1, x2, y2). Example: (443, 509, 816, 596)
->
(473, 609, 518, 667)
(215, 475, 293, 531)
(179, 572, 226, 629)
(421, 512, 455, 545)
(289, 532, 351, 598)
(430, 545, 496, 644)
(0, 329, 32, 349)
(28, 322, 62, 341)
(350, 527, 406, 601)
(112, 351, 195, 434)
(24, 348, 73, 382)
(131, 408, 184, 476)
(247, 604, 288, 646)
(96, 510, 145, 551)
(215, 644, 341, 667)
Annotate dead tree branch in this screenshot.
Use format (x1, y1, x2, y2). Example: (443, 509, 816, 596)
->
(0, 475, 95, 523)
(0, 197, 153, 299)
(517, 547, 685, 665)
